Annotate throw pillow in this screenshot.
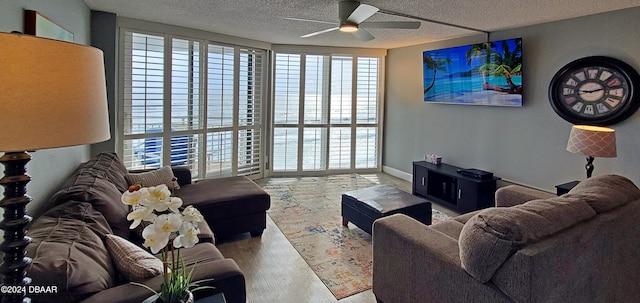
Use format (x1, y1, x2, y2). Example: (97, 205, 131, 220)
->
(125, 166, 180, 190)
(104, 234, 164, 282)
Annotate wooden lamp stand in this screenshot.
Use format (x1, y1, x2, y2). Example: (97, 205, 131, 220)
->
(0, 151, 33, 303)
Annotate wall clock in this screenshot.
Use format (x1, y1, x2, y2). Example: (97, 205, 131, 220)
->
(549, 56, 640, 126)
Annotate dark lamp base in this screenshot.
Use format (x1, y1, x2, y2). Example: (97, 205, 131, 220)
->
(0, 151, 33, 303)
(585, 156, 595, 178)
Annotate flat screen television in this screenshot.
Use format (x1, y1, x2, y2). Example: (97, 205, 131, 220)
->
(423, 37, 522, 107)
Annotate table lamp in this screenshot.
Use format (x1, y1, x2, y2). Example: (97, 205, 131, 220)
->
(566, 125, 617, 178)
(0, 32, 110, 302)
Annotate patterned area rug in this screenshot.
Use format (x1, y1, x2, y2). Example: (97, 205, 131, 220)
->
(259, 174, 452, 300)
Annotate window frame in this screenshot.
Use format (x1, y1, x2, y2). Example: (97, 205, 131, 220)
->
(117, 25, 268, 180)
(270, 47, 386, 176)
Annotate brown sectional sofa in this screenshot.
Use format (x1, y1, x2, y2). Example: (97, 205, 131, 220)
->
(373, 174, 640, 303)
(25, 153, 254, 303)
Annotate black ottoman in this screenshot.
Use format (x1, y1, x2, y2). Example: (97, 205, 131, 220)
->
(178, 176, 271, 239)
(341, 185, 432, 234)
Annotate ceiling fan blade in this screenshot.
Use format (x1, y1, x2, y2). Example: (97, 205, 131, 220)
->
(341, 2, 379, 24)
(360, 21, 421, 29)
(351, 28, 375, 41)
(301, 27, 340, 38)
(283, 17, 337, 26)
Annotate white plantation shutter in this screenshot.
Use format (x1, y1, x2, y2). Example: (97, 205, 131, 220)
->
(355, 57, 379, 169)
(206, 131, 233, 177)
(120, 29, 265, 179)
(355, 127, 377, 169)
(272, 51, 382, 174)
(273, 54, 301, 171)
(274, 54, 301, 125)
(329, 127, 351, 169)
(302, 127, 327, 171)
(207, 44, 234, 128)
(304, 55, 329, 125)
(273, 128, 298, 171)
(330, 56, 352, 124)
(170, 38, 201, 177)
(171, 39, 202, 131)
(237, 49, 263, 175)
(122, 32, 164, 169)
(357, 57, 378, 124)
(205, 44, 235, 177)
(302, 55, 329, 171)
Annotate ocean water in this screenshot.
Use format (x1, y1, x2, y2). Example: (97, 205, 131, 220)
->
(424, 75, 522, 104)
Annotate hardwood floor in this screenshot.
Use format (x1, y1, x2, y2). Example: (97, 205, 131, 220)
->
(215, 173, 458, 303)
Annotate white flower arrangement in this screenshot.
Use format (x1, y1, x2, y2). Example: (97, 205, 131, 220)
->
(122, 183, 203, 253)
(121, 183, 209, 303)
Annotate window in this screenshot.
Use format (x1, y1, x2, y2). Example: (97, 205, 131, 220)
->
(272, 51, 382, 174)
(120, 30, 265, 179)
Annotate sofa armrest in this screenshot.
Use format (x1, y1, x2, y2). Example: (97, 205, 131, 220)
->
(372, 214, 510, 303)
(196, 220, 215, 244)
(80, 258, 245, 303)
(171, 166, 192, 186)
(128, 219, 215, 248)
(495, 185, 556, 207)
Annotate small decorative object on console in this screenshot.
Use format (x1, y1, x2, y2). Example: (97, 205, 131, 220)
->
(424, 154, 442, 165)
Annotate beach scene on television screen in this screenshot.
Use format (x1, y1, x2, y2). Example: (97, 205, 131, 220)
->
(423, 38, 522, 106)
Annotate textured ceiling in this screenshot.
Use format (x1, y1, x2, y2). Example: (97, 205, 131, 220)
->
(84, 0, 640, 49)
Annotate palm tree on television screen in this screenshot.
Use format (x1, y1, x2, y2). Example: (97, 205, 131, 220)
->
(423, 56, 452, 93)
(467, 40, 522, 94)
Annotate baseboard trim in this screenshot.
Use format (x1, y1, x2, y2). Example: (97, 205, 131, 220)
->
(382, 165, 412, 182)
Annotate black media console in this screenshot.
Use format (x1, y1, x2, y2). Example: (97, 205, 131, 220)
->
(412, 161, 500, 213)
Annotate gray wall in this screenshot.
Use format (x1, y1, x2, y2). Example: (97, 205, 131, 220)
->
(0, 0, 95, 217)
(90, 11, 118, 154)
(384, 7, 640, 192)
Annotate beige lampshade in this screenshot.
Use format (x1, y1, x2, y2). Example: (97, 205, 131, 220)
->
(566, 125, 617, 158)
(0, 33, 110, 152)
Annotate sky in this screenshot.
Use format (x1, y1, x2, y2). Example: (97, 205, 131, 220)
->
(423, 38, 521, 76)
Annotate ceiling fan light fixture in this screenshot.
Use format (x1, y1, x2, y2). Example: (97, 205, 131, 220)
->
(339, 23, 358, 32)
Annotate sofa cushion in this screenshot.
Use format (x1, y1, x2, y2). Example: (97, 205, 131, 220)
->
(495, 184, 557, 207)
(40, 200, 114, 237)
(430, 220, 465, 240)
(125, 166, 180, 190)
(104, 234, 164, 282)
(459, 196, 596, 283)
(567, 174, 640, 213)
(453, 210, 480, 224)
(64, 152, 130, 193)
(26, 201, 116, 302)
(49, 175, 130, 238)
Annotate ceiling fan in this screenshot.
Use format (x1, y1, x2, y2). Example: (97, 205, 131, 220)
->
(285, 0, 421, 41)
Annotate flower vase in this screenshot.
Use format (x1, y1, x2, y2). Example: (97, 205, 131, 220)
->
(184, 291, 194, 303)
(157, 291, 193, 303)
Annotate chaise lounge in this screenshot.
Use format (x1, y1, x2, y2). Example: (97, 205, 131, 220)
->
(130, 166, 271, 240)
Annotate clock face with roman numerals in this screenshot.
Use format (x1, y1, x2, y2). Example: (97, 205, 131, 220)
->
(549, 56, 640, 126)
